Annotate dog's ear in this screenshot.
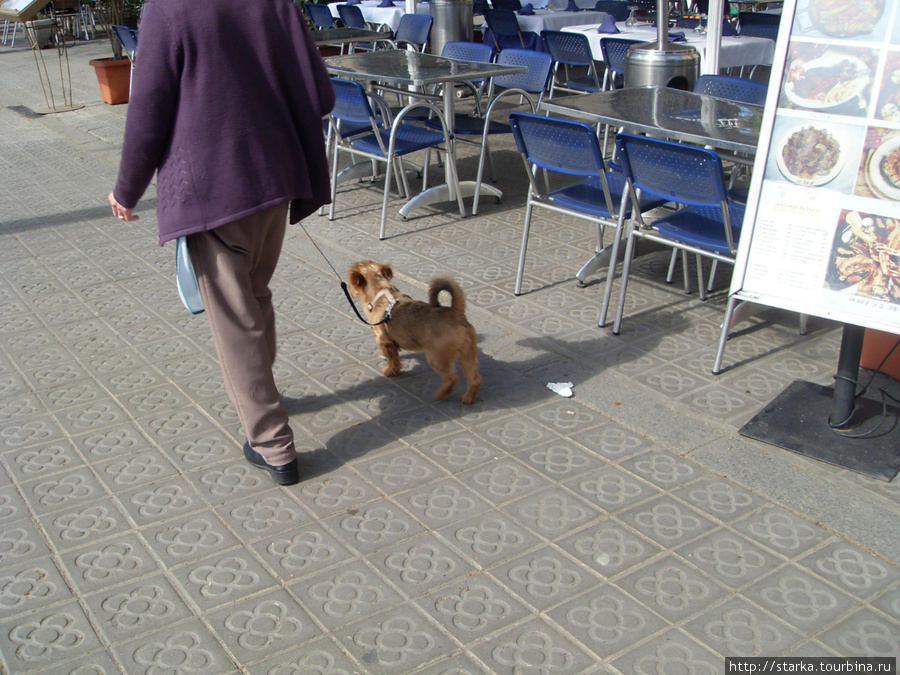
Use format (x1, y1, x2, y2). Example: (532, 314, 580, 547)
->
(379, 264, 393, 281)
(348, 269, 366, 291)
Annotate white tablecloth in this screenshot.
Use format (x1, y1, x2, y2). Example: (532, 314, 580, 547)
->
(561, 22, 776, 69)
(329, 1, 431, 32)
(516, 9, 608, 33)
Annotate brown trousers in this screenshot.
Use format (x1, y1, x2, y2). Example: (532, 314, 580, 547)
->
(187, 203, 295, 466)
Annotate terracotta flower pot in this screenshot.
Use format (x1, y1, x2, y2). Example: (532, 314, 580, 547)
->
(89, 57, 131, 105)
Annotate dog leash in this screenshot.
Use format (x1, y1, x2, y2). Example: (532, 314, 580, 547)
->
(298, 221, 390, 327)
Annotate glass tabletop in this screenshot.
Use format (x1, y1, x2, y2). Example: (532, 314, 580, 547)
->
(542, 85, 763, 154)
(310, 28, 388, 44)
(324, 50, 528, 87)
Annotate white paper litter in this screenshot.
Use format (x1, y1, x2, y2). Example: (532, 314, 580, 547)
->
(547, 382, 574, 397)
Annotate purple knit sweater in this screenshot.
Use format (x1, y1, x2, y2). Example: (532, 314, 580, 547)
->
(113, 0, 336, 245)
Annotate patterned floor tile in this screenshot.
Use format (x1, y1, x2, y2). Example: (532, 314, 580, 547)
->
(563, 463, 661, 515)
(556, 518, 663, 579)
(414, 431, 498, 474)
(0, 517, 52, 567)
(374, 533, 477, 599)
(795, 539, 900, 601)
(490, 545, 602, 611)
(81, 572, 193, 645)
(609, 628, 722, 675)
(95, 447, 179, 493)
(253, 522, 356, 585)
(206, 587, 319, 664)
(19, 467, 108, 518)
(157, 430, 239, 474)
(185, 459, 272, 506)
(214, 489, 313, 544)
(675, 528, 783, 591)
(671, 476, 764, 524)
(322, 498, 425, 555)
(470, 415, 564, 454)
(512, 439, 607, 481)
(414, 573, 530, 645)
(142, 510, 242, 569)
(615, 554, 730, 623)
(111, 618, 235, 675)
(296, 470, 381, 520)
(741, 565, 857, 634)
(470, 616, 597, 675)
(171, 550, 278, 613)
(682, 596, 804, 658)
(57, 532, 157, 597)
(569, 421, 654, 462)
(501, 487, 602, 539)
(456, 457, 552, 507)
(0, 600, 104, 673)
(0, 554, 73, 619)
(732, 506, 830, 560)
(438, 511, 540, 569)
(547, 584, 667, 660)
(619, 450, 700, 490)
(816, 607, 900, 658)
(617, 495, 718, 549)
(299, 558, 404, 631)
(244, 635, 361, 675)
(74, 422, 155, 462)
(354, 447, 447, 494)
(395, 478, 495, 531)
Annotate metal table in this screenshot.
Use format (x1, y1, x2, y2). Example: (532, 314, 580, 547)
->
(543, 85, 763, 324)
(309, 27, 390, 48)
(324, 50, 528, 218)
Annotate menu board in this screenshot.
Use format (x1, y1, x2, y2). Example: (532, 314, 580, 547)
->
(0, 0, 51, 21)
(730, 0, 900, 334)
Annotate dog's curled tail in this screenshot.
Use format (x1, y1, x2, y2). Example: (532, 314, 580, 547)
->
(429, 277, 465, 320)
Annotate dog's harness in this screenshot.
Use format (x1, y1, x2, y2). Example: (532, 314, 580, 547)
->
(367, 289, 397, 323)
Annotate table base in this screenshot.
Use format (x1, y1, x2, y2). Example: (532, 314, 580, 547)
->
(399, 181, 500, 220)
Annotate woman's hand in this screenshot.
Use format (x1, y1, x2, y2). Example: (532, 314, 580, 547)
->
(108, 192, 139, 221)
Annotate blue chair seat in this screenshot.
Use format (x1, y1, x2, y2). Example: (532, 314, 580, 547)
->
(563, 77, 603, 93)
(351, 124, 448, 157)
(549, 174, 666, 219)
(654, 203, 745, 256)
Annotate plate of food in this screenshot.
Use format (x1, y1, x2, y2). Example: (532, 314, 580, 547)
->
(827, 211, 900, 303)
(775, 124, 843, 187)
(866, 136, 900, 202)
(808, 0, 884, 37)
(784, 52, 869, 110)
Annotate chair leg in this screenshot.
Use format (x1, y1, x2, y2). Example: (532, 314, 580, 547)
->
(681, 250, 690, 293)
(799, 313, 809, 335)
(514, 199, 535, 296)
(696, 254, 707, 301)
(472, 129, 490, 216)
(379, 155, 394, 240)
(666, 249, 678, 283)
(612, 228, 638, 335)
(598, 192, 630, 328)
(713, 294, 738, 374)
(328, 139, 341, 221)
(707, 260, 718, 292)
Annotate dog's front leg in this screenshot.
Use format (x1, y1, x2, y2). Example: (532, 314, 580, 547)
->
(376, 334, 402, 377)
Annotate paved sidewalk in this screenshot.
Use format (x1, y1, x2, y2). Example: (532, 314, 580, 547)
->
(1, 36, 899, 674)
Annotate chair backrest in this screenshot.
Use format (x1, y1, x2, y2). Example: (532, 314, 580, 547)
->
(739, 22, 778, 40)
(306, 3, 335, 29)
(330, 78, 377, 125)
(483, 8, 522, 39)
(509, 112, 605, 177)
(599, 37, 642, 76)
(615, 133, 727, 208)
(394, 13, 433, 49)
(593, 0, 629, 21)
(492, 0, 522, 11)
(674, 16, 699, 28)
(541, 30, 593, 67)
(493, 48, 553, 94)
(693, 74, 767, 106)
(441, 40, 493, 63)
(112, 25, 138, 61)
(473, 0, 489, 13)
(737, 10, 780, 26)
(337, 4, 367, 30)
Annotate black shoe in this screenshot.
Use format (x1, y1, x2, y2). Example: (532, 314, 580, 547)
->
(243, 442, 300, 486)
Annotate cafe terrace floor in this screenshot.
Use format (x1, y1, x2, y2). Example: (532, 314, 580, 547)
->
(1, 35, 899, 674)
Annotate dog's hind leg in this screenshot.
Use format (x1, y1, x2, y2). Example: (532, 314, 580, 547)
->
(458, 340, 481, 404)
(426, 350, 459, 400)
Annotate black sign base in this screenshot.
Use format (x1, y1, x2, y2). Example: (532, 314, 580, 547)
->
(740, 380, 900, 482)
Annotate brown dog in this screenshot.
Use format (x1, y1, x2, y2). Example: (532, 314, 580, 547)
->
(347, 261, 481, 404)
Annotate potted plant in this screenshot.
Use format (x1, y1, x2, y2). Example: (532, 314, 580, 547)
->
(88, 0, 142, 104)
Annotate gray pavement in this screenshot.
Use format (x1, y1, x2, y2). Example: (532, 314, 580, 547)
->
(1, 33, 899, 675)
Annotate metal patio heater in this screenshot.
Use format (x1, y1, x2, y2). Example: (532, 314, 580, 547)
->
(624, 0, 699, 90)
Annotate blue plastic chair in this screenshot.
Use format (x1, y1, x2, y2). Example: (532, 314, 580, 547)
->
(598, 37, 641, 90)
(440, 40, 495, 104)
(542, 30, 602, 97)
(337, 4, 367, 29)
(611, 132, 745, 336)
(739, 22, 778, 40)
(593, 0, 629, 20)
(473, 0, 488, 13)
(508, 114, 667, 298)
(693, 74, 767, 105)
(390, 13, 433, 51)
(675, 16, 700, 28)
(328, 79, 463, 239)
(305, 2, 336, 29)
(492, 0, 523, 11)
(112, 25, 138, 95)
(737, 10, 780, 27)
(482, 8, 525, 51)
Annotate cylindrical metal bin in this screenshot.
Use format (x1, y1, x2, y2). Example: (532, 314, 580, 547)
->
(429, 0, 474, 55)
(624, 42, 700, 90)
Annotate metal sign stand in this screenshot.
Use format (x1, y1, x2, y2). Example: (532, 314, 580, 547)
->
(740, 324, 900, 481)
(27, 18, 83, 114)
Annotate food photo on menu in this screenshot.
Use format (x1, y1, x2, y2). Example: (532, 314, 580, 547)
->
(764, 115, 863, 193)
(824, 208, 900, 306)
(792, 0, 887, 40)
(854, 127, 900, 201)
(779, 42, 878, 118)
(875, 50, 900, 123)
